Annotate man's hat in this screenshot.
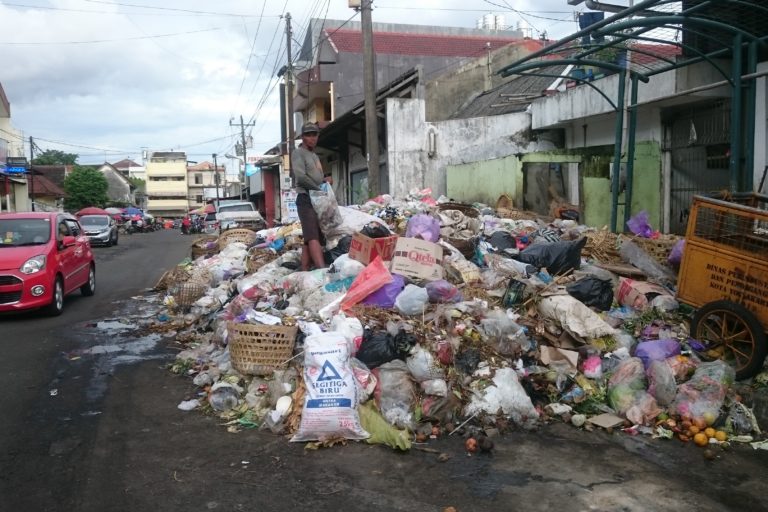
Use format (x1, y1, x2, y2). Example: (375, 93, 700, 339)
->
(301, 122, 319, 134)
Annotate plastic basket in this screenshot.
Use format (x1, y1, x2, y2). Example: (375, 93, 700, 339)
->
(228, 322, 298, 376)
(218, 228, 258, 250)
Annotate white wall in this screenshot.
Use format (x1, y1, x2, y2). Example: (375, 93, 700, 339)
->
(386, 97, 555, 198)
(565, 107, 663, 149)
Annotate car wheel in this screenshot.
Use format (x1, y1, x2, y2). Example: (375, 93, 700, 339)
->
(81, 264, 96, 296)
(44, 277, 64, 316)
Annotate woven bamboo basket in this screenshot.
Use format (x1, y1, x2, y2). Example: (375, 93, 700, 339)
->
(584, 230, 622, 264)
(228, 322, 298, 376)
(218, 228, 258, 250)
(190, 235, 219, 259)
(245, 248, 279, 274)
(169, 282, 207, 308)
(436, 202, 480, 258)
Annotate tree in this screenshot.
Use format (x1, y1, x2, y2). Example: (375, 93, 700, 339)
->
(63, 166, 109, 211)
(32, 149, 79, 165)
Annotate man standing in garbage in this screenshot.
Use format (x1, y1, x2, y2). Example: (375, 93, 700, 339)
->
(292, 122, 327, 271)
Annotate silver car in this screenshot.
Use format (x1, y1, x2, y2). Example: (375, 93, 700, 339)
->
(79, 214, 119, 246)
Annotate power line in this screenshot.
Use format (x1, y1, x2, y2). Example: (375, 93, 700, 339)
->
(0, 1, 223, 17)
(233, 0, 269, 112)
(0, 26, 231, 45)
(83, 0, 278, 18)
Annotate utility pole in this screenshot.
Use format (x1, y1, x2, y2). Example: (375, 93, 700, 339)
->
(212, 153, 220, 206)
(285, 12, 295, 174)
(230, 115, 255, 199)
(360, 0, 379, 198)
(28, 136, 35, 211)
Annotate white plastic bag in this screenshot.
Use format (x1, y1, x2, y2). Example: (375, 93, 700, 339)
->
(394, 285, 429, 316)
(332, 254, 366, 280)
(291, 332, 369, 442)
(309, 190, 343, 232)
(406, 345, 444, 382)
(464, 368, 539, 429)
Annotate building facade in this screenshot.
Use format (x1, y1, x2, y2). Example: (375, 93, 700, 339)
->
(187, 161, 224, 211)
(145, 151, 187, 217)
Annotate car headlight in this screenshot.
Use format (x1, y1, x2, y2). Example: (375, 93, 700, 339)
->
(21, 255, 46, 274)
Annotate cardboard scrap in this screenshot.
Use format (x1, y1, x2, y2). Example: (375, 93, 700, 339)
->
(587, 413, 625, 429)
(348, 232, 399, 265)
(389, 237, 443, 281)
(615, 277, 673, 310)
(539, 346, 579, 376)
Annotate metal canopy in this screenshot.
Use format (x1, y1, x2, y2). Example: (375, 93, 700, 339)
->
(496, 0, 768, 232)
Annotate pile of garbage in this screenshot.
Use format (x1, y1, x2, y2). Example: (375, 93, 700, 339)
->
(155, 189, 765, 453)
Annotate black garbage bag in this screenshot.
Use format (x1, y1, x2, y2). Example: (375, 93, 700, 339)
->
(323, 234, 352, 265)
(566, 276, 614, 311)
(361, 222, 391, 239)
(455, 348, 481, 375)
(514, 237, 587, 275)
(487, 231, 516, 253)
(356, 329, 417, 369)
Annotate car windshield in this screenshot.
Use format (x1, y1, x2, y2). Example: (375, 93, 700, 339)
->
(79, 215, 110, 227)
(219, 204, 253, 213)
(0, 218, 51, 246)
(205, 213, 217, 222)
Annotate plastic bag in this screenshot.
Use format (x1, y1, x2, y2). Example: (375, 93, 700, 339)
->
(358, 402, 412, 451)
(607, 357, 646, 415)
(331, 314, 364, 351)
(373, 360, 416, 429)
(356, 328, 417, 369)
(421, 379, 448, 397)
(668, 239, 685, 266)
(361, 223, 391, 239)
(425, 280, 462, 304)
(647, 360, 676, 406)
(514, 237, 587, 275)
(582, 354, 603, 379)
(566, 276, 614, 311)
(635, 339, 681, 369)
(405, 214, 441, 243)
(619, 241, 676, 285)
(291, 331, 369, 442)
(362, 273, 405, 308)
(487, 231, 517, 253)
(331, 253, 366, 280)
(480, 310, 529, 355)
(341, 256, 393, 311)
(323, 234, 352, 265)
(670, 360, 734, 422)
(626, 210, 657, 238)
(394, 284, 429, 316)
(406, 345, 444, 382)
(309, 189, 343, 233)
(464, 368, 539, 429)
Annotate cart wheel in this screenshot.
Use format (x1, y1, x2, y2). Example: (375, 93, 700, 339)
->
(691, 300, 768, 380)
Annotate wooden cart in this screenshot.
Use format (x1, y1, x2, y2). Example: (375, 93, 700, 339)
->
(677, 192, 768, 379)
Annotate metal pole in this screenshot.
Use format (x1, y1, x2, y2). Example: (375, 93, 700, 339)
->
(610, 69, 626, 233)
(361, 0, 380, 198)
(240, 115, 248, 200)
(745, 41, 758, 191)
(28, 136, 35, 212)
(212, 153, 220, 207)
(623, 74, 639, 229)
(730, 34, 743, 192)
(285, 13, 294, 176)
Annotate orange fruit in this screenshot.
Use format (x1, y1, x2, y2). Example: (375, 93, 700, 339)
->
(693, 418, 707, 430)
(693, 433, 708, 447)
(689, 425, 700, 435)
(704, 427, 716, 439)
(714, 431, 727, 442)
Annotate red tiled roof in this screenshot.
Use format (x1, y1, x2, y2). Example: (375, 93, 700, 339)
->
(29, 174, 65, 197)
(630, 43, 682, 68)
(326, 28, 544, 58)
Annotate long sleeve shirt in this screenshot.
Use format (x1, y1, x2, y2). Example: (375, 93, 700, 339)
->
(291, 145, 323, 194)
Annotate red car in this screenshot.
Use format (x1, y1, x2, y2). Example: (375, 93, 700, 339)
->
(0, 212, 95, 315)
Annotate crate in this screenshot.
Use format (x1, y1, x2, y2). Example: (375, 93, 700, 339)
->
(228, 322, 298, 376)
(218, 228, 258, 250)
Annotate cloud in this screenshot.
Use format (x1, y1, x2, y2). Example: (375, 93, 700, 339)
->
(1, 0, 583, 164)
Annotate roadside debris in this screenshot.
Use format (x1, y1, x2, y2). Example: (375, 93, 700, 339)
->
(150, 188, 766, 456)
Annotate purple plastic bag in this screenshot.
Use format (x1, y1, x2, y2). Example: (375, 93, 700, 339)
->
(361, 274, 405, 308)
(635, 339, 681, 369)
(668, 239, 685, 266)
(626, 210, 654, 238)
(425, 280, 463, 303)
(405, 214, 440, 243)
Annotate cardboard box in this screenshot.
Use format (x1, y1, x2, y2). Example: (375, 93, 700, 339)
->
(389, 237, 443, 281)
(348, 232, 398, 265)
(615, 277, 672, 310)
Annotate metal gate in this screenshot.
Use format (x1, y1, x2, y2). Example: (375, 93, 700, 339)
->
(664, 100, 731, 234)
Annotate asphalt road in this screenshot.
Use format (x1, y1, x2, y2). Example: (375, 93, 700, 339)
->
(1, 228, 767, 512)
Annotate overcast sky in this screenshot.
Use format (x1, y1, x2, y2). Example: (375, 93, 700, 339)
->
(1, 0, 591, 170)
